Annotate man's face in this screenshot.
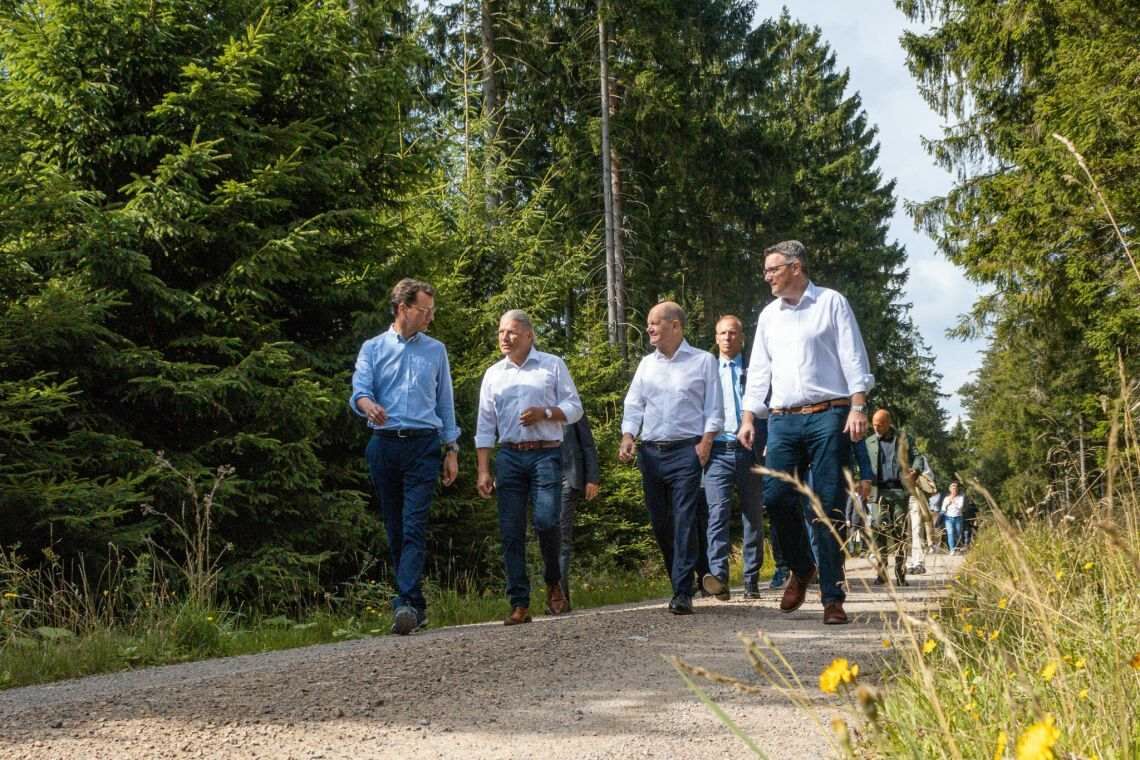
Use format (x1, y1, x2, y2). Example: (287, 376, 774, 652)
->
(715, 318, 744, 359)
(401, 292, 435, 333)
(872, 412, 892, 438)
(646, 307, 680, 349)
(764, 253, 799, 297)
(498, 318, 533, 357)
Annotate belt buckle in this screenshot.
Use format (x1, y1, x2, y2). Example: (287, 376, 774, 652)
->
(396, 429, 412, 439)
(799, 404, 814, 415)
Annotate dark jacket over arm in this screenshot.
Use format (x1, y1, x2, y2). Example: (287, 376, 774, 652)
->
(561, 415, 600, 490)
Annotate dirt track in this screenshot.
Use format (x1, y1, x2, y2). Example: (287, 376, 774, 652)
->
(0, 555, 958, 759)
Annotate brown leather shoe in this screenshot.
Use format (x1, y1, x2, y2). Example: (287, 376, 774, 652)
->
(545, 584, 569, 615)
(779, 566, 817, 612)
(823, 601, 849, 625)
(504, 606, 532, 626)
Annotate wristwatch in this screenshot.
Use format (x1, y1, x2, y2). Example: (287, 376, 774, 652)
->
(851, 403, 867, 414)
(444, 441, 459, 454)
(543, 407, 553, 419)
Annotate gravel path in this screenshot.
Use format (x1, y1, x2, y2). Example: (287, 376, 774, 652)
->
(0, 555, 959, 759)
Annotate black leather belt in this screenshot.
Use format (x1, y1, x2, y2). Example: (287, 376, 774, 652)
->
(712, 440, 741, 450)
(642, 436, 701, 451)
(374, 428, 437, 439)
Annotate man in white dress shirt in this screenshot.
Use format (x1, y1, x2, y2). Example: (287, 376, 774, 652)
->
(619, 302, 723, 615)
(737, 241, 874, 625)
(476, 310, 584, 626)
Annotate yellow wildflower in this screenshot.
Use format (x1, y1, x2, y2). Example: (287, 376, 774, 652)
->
(1078, 688, 1089, 700)
(1, 592, 17, 599)
(990, 629, 1001, 641)
(1073, 657, 1085, 670)
(964, 623, 974, 635)
(819, 658, 859, 694)
(923, 638, 937, 654)
(1054, 570, 1065, 581)
(1129, 653, 1140, 671)
(882, 638, 892, 649)
(992, 730, 1008, 760)
(1040, 660, 1059, 683)
(965, 701, 977, 713)
(998, 597, 1008, 610)
(1015, 713, 1060, 760)
(1082, 561, 1094, 571)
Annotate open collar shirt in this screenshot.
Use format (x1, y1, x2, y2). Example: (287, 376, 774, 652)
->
(349, 326, 460, 445)
(621, 339, 723, 442)
(741, 281, 875, 417)
(475, 347, 583, 448)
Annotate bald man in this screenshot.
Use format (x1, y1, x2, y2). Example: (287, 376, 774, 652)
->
(856, 409, 934, 585)
(620, 302, 723, 615)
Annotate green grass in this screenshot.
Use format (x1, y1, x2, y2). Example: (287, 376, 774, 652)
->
(0, 565, 676, 690)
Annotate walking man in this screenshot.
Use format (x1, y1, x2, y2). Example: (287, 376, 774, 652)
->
(737, 240, 875, 625)
(701, 315, 767, 601)
(558, 414, 601, 611)
(476, 310, 584, 625)
(619, 302, 723, 615)
(350, 278, 460, 635)
(859, 409, 934, 585)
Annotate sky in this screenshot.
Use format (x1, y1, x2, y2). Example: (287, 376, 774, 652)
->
(768, 2, 987, 426)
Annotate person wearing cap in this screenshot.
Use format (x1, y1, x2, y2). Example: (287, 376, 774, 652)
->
(736, 240, 875, 625)
(476, 310, 584, 626)
(349, 278, 460, 636)
(619, 301, 723, 615)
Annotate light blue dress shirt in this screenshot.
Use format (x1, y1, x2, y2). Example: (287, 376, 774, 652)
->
(717, 354, 744, 442)
(475, 347, 583, 448)
(349, 327, 460, 445)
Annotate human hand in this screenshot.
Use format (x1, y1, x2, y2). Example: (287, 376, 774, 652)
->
(736, 420, 755, 450)
(442, 450, 458, 486)
(585, 483, 599, 501)
(519, 406, 546, 426)
(618, 435, 637, 463)
(844, 409, 867, 441)
(477, 470, 494, 498)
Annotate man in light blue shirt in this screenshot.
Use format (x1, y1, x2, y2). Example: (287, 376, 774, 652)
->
(620, 301, 723, 615)
(700, 315, 767, 601)
(349, 278, 460, 635)
(476, 310, 583, 625)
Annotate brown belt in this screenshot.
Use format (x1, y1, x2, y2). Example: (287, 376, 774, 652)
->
(502, 440, 561, 451)
(770, 399, 851, 416)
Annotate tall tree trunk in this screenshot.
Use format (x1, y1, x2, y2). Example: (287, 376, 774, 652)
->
(598, 13, 617, 346)
(482, 0, 500, 212)
(610, 148, 627, 354)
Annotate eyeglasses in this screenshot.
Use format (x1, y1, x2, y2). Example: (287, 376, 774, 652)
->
(406, 304, 435, 317)
(763, 261, 795, 276)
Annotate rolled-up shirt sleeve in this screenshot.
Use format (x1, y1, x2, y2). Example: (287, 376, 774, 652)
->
(701, 353, 724, 434)
(436, 347, 461, 445)
(620, 361, 646, 437)
(348, 341, 375, 416)
(554, 358, 583, 425)
(741, 320, 772, 417)
(474, 369, 499, 448)
(834, 294, 875, 395)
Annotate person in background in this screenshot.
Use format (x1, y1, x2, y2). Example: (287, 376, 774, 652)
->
(558, 414, 600, 612)
(942, 480, 966, 553)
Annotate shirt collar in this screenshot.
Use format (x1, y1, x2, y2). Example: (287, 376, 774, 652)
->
(778, 280, 820, 310)
(389, 325, 422, 344)
(654, 338, 693, 361)
(504, 345, 540, 369)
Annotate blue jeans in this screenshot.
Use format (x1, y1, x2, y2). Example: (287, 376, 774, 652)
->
(495, 447, 563, 608)
(764, 407, 851, 604)
(366, 432, 441, 613)
(638, 439, 702, 596)
(703, 442, 764, 585)
(944, 514, 964, 551)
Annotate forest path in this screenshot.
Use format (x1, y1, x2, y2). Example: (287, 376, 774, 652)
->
(0, 555, 960, 759)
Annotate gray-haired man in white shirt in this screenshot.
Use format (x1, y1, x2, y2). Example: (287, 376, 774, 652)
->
(737, 240, 874, 625)
(619, 301, 723, 615)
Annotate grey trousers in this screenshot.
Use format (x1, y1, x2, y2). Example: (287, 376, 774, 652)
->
(559, 480, 582, 604)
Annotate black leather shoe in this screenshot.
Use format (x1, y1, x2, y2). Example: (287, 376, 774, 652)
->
(742, 582, 762, 600)
(668, 593, 694, 615)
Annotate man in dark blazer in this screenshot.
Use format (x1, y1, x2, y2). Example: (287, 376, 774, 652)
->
(557, 415, 600, 611)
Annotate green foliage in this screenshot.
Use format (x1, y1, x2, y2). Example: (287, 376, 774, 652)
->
(897, 0, 1140, 505)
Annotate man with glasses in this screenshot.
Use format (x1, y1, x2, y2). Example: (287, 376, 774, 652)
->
(620, 302, 723, 615)
(476, 310, 584, 626)
(350, 278, 460, 635)
(736, 241, 874, 625)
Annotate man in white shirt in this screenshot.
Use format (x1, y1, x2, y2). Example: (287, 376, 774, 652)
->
(700, 315, 767, 601)
(620, 302, 723, 614)
(737, 241, 874, 625)
(476, 310, 584, 626)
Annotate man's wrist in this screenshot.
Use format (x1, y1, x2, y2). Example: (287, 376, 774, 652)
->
(851, 403, 867, 414)
(444, 441, 459, 454)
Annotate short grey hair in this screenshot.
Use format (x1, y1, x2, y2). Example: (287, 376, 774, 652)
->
(764, 240, 808, 270)
(500, 309, 534, 331)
